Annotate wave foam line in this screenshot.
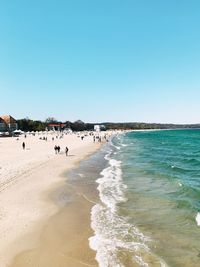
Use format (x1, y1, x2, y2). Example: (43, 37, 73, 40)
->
(89, 146, 152, 267)
(89, 204, 150, 267)
(196, 212, 200, 226)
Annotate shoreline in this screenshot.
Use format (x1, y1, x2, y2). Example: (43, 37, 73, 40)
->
(0, 132, 106, 267)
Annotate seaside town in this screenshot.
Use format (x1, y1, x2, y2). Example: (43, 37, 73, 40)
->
(0, 114, 107, 136)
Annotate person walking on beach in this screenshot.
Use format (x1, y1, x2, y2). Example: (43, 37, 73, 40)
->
(22, 142, 25, 150)
(54, 145, 58, 154)
(65, 146, 69, 156)
(57, 146, 60, 153)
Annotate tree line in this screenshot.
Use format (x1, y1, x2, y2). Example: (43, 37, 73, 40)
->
(17, 118, 95, 132)
(17, 117, 200, 132)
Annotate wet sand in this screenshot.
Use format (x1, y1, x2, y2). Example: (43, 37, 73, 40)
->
(9, 183, 98, 267)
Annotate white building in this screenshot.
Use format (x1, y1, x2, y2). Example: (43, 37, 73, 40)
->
(94, 124, 106, 132)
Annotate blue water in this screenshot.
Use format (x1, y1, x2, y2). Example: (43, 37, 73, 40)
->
(90, 129, 200, 267)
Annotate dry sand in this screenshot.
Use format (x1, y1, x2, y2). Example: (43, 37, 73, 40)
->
(0, 132, 106, 267)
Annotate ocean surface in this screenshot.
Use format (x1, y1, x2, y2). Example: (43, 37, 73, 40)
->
(69, 129, 200, 267)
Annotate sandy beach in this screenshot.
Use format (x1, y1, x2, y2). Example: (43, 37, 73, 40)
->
(0, 132, 107, 267)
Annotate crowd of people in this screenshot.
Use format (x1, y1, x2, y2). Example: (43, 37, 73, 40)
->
(21, 131, 113, 157)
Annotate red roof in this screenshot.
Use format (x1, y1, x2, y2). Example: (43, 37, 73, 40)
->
(48, 123, 60, 127)
(0, 115, 17, 124)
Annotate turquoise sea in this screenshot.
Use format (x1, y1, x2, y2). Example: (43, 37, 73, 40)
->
(88, 129, 200, 267)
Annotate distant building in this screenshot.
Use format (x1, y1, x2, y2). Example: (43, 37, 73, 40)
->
(94, 124, 106, 132)
(0, 117, 7, 132)
(48, 123, 66, 131)
(0, 115, 18, 133)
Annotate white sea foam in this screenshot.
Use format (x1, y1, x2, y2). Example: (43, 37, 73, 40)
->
(134, 255, 149, 267)
(89, 204, 150, 267)
(104, 151, 111, 161)
(195, 212, 200, 226)
(96, 158, 127, 213)
(89, 146, 153, 267)
(111, 141, 121, 150)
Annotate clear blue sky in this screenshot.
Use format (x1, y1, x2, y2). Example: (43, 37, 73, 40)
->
(1, 0, 200, 123)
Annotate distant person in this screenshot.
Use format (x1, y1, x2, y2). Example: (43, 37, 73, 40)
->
(65, 146, 69, 156)
(93, 136, 95, 142)
(22, 142, 25, 150)
(54, 145, 58, 154)
(57, 146, 60, 153)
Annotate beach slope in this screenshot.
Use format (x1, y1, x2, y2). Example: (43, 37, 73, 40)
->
(0, 133, 101, 266)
